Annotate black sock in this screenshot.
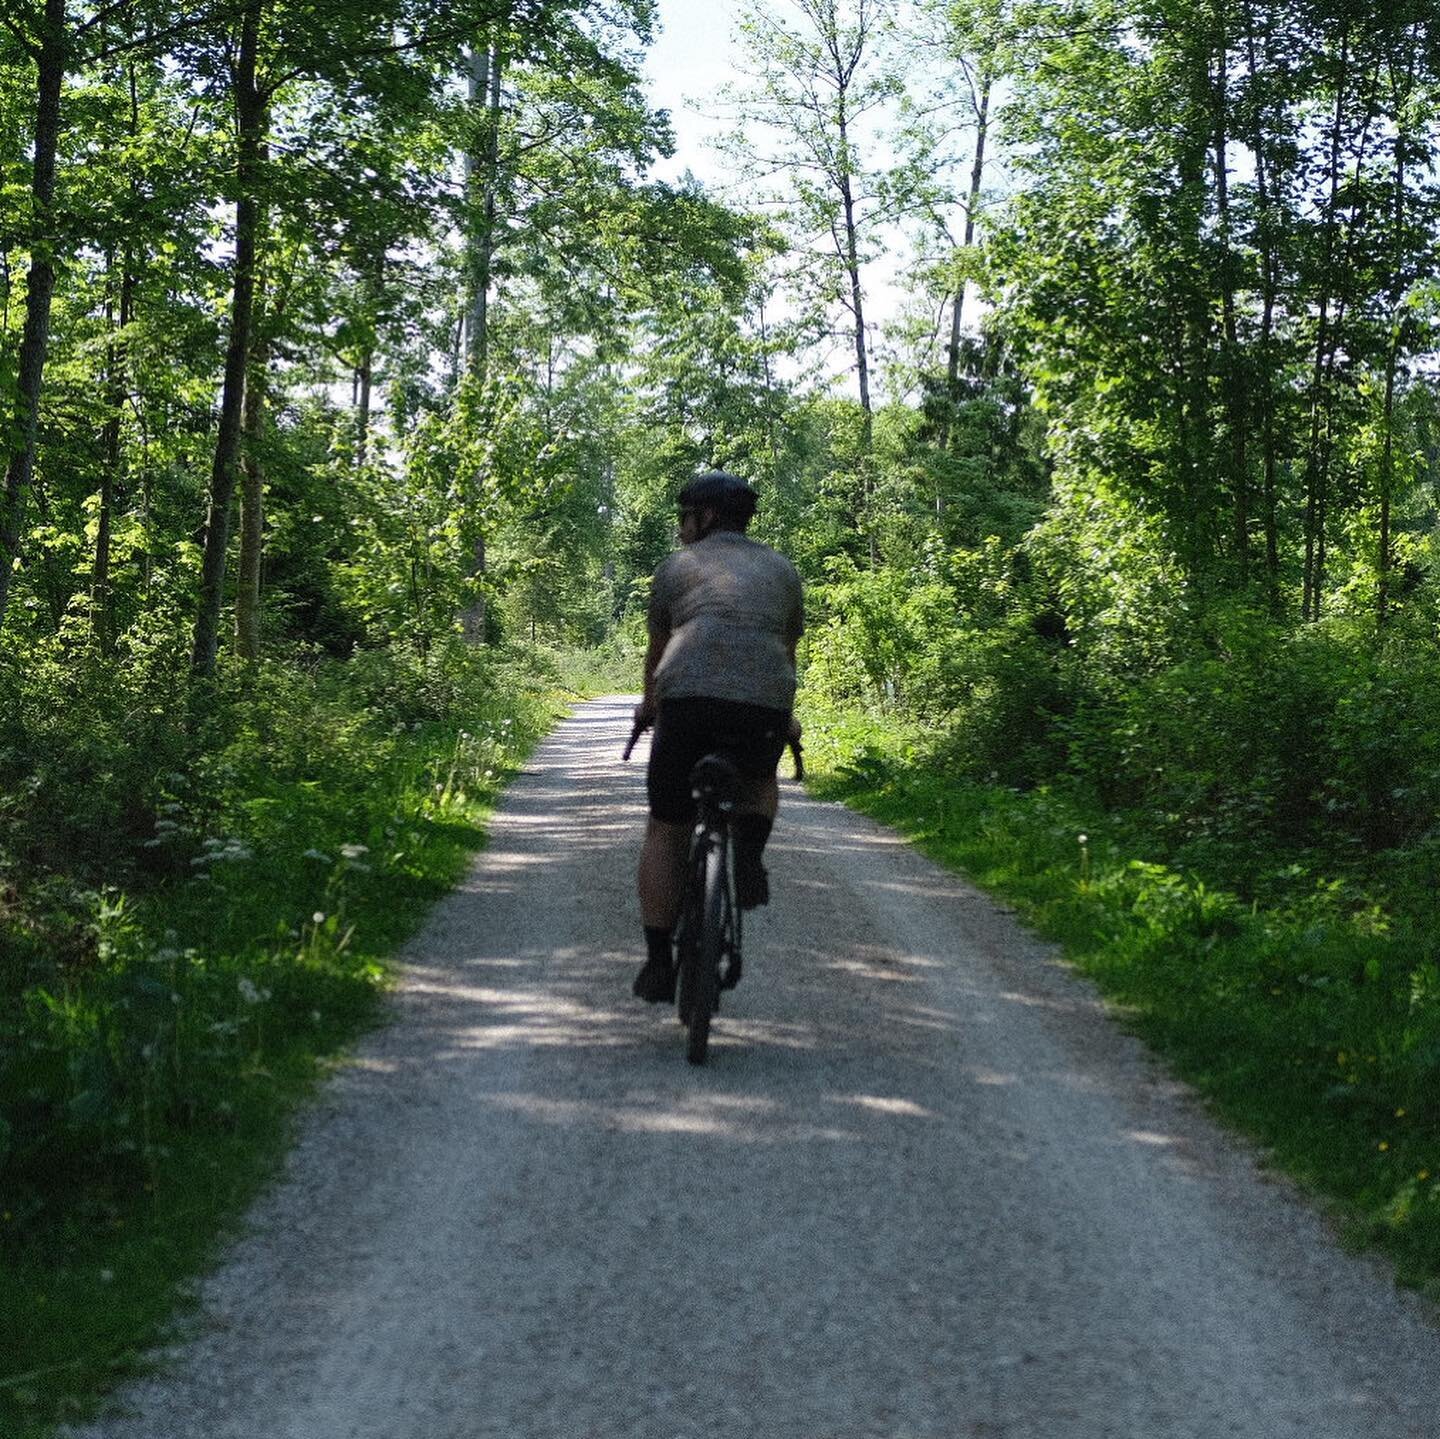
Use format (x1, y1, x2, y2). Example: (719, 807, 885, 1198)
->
(644, 925, 673, 965)
(733, 813, 773, 872)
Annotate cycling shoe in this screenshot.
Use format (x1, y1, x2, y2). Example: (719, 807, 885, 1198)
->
(633, 956, 677, 1003)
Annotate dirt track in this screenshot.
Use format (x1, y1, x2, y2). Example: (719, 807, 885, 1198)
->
(72, 696, 1440, 1438)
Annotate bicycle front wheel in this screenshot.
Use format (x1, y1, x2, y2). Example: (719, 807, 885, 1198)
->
(685, 840, 726, 1065)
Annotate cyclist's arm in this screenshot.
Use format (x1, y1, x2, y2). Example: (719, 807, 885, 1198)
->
(785, 635, 802, 742)
(636, 619, 670, 729)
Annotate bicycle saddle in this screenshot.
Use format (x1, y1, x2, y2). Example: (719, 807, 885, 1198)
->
(689, 752, 741, 803)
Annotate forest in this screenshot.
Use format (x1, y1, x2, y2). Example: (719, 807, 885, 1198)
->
(3, 0, 1440, 1426)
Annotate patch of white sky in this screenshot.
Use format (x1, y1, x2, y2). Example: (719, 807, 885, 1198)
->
(643, 0, 740, 191)
(641, 0, 961, 396)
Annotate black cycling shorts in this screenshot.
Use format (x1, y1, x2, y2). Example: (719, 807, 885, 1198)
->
(646, 696, 790, 824)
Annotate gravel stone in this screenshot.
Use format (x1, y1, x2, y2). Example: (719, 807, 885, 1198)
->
(70, 697, 1440, 1439)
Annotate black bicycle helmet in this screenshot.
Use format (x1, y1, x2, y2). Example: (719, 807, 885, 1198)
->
(677, 471, 759, 523)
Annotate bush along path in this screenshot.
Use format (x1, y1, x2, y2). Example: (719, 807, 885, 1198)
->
(803, 705, 1440, 1304)
(0, 640, 566, 1439)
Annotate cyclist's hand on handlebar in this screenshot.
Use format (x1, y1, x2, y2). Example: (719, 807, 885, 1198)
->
(623, 699, 655, 761)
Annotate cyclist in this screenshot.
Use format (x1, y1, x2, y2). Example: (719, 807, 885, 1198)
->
(630, 472, 804, 1003)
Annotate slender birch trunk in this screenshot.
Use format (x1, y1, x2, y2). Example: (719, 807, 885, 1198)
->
(946, 71, 991, 396)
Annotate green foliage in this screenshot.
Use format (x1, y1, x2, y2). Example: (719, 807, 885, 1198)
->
(1057, 613, 1440, 876)
(335, 370, 566, 646)
(0, 635, 555, 1222)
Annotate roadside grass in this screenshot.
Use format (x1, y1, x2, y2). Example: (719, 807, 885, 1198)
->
(0, 646, 565, 1438)
(802, 705, 1440, 1301)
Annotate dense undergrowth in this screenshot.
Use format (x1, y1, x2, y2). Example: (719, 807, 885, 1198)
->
(0, 633, 565, 1436)
(802, 679, 1440, 1299)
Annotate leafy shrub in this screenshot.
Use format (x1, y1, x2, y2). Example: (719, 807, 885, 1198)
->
(1060, 612, 1440, 874)
(0, 634, 557, 1233)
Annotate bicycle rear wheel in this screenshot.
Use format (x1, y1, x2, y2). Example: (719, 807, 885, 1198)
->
(684, 841, 726, 1065)
(675, 846, 704, 1027)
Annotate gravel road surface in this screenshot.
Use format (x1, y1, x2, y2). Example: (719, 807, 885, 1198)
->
(73, 697, 1440, 1438)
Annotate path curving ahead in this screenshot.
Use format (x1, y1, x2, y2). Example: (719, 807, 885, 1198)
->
(74, 698, 1440, 1438)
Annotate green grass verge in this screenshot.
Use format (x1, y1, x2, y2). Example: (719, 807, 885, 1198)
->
(803, 705, 1440, 1301)
(1, 653, 565, 1437)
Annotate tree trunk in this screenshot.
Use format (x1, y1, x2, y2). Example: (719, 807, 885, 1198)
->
(1210, 11, 1248, 586)
(1302, 27, 1350, 622)
(838, 174, 871, 439)
(235, 296, 269, 661)
(356, 253, 378, 469)
(461, 40, 504, 645)
(758, 296, 781, 481)
(192, 1, 265, 674)
(1376, 48, 1413, 627)
(464, 42, 504, 380)
(1239, 4, 1281, 608)
(92, 258, 135, 651)
(1311, 61, 1382, 621)
(0, 0, 67, 633)
(835, 96, 875, 565)
(946, 71, 991, 394)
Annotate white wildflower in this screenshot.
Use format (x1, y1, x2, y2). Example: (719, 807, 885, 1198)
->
(339, 843, 369, 861)
(238, 977, 263, 1005)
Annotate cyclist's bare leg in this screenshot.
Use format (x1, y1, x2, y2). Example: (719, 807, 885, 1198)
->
(735, 773, 779, 820)
(732, 772, 779, 909)
(638, 817, 689, 929)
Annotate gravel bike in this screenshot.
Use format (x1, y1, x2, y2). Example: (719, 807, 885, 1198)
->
(673, 751, 743, 1064)
(624, 719, 803, 1065)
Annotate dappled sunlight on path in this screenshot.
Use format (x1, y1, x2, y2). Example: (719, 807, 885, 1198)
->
(70, 697, 1440, 1439)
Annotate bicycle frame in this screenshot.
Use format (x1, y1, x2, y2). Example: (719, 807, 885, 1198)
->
(674, 754, 742, 1064)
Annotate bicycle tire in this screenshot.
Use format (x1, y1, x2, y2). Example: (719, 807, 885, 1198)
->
(675, 846, 705, 1027)
(685, 840, 726, 1065)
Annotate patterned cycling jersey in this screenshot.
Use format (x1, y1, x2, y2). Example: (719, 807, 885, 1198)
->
(647, 531, 804, 712)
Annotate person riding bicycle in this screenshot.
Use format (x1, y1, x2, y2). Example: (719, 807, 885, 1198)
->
(631, 471, 804, 1003)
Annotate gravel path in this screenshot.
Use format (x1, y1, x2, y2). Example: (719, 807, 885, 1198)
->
(73, 696, 1440, 1438)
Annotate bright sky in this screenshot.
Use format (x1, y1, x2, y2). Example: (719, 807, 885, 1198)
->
(639, 0, 940, 376)
(643, 0, 743, 188)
